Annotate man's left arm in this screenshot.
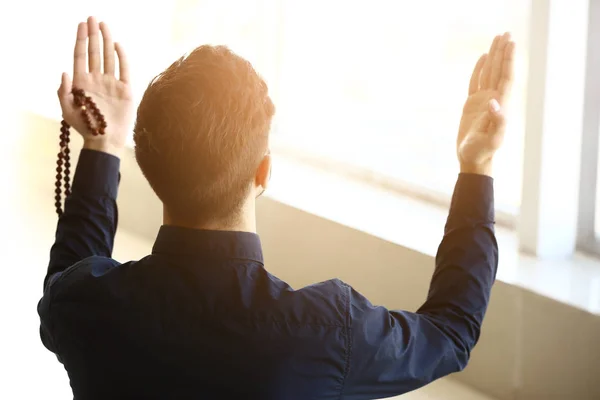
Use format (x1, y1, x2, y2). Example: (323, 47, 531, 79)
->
(42, 17, 134, 289)
(38, 17, 133, 357)
(44, 148, 120, 289)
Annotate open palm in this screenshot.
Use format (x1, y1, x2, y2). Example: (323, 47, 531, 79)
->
(58, 17, 134, 152)
(457, 33, 515, 170)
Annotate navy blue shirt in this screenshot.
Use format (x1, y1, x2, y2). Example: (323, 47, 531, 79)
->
(38, 150, 498, 399)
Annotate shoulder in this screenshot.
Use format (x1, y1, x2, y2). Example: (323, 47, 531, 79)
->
(273, 278, 352, 327)
(51, 256, 120, 291)
(40, 256, 127, 311)
(38, 257, 123, 333)
(298, 278, 351, 302)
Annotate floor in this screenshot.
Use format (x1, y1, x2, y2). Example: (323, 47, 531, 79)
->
(0, 110, 495, 399)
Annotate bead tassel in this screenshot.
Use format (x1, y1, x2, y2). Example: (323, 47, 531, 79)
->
(55, 88, 106, 216)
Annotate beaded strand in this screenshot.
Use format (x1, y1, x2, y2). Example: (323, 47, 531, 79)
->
(55, 88, 106, 216)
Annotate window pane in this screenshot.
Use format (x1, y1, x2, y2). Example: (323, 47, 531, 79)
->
(275, 0, 529, 214)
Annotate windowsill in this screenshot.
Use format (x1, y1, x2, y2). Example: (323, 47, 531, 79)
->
(266, 152, 600, 316)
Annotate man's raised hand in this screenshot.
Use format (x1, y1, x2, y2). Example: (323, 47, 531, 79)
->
(456, 32, 516, 176)
(57, 17, 135, 158)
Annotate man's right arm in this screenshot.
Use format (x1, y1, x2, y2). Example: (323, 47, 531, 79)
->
(341, 173, 497, 399)
(338, 31, 514, 399)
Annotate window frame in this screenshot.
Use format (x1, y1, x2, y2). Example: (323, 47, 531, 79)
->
(577, 0, 600, 255)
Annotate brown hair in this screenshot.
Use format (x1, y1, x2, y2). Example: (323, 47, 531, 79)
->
(134, 45, 275, 226)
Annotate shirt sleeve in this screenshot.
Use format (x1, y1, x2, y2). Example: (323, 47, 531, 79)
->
(39, 149, 121, 355)
(341, 173, 498, 399)
(43, 149, 121, 289)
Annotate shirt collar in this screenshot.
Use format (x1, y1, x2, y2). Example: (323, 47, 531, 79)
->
(152, 225, 264, 264)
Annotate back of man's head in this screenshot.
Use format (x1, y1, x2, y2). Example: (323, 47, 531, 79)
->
(134, 45, 275, 227)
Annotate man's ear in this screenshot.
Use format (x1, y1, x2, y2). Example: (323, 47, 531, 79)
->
(254, 151, 272, 197)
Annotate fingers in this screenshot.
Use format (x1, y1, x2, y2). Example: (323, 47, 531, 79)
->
(469, 54, 487, 95)
(480, 35, 500, 89)
(87, 17, 101, 73)
(74, 18, 120, 77)
(115, 42, 130, 83)
(100, 22, 115, 75)
(489, 33, 510, 90)
(498, 41, 516, 103)
(73, 22, 88, 77)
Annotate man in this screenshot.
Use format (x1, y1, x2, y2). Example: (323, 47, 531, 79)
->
(38, 16, 514, 400)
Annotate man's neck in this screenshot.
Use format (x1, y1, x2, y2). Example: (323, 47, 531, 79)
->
(162, 200, 257, 233)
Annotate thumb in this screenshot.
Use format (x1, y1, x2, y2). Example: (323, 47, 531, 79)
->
(488, 99, 506, 132)
(57, 73, 72, 100)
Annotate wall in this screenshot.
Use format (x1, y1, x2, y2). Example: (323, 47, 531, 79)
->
(16, 111, 600, 400)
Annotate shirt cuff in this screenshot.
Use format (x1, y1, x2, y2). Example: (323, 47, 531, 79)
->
(446, 173, 495, 232)
(72, 149, 120, 200)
